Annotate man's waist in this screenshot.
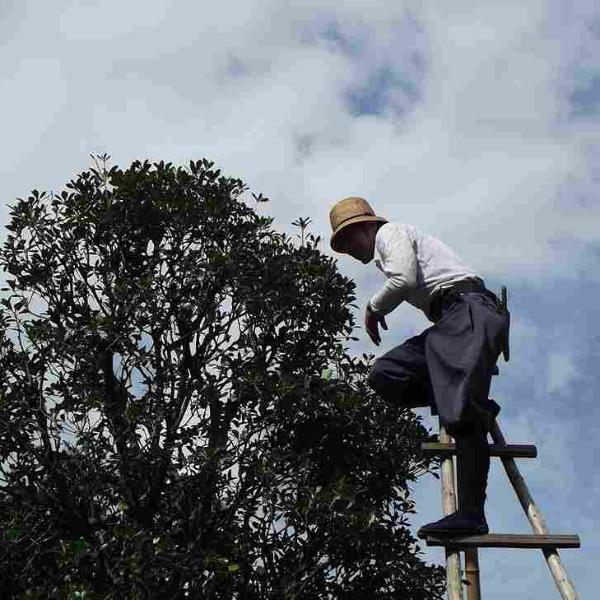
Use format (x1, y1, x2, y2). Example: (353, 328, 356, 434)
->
(436, 277, 486, 298)
(428, 278, 492, 321)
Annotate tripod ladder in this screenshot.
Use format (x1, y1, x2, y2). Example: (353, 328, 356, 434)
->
(418, 286, 580, 598)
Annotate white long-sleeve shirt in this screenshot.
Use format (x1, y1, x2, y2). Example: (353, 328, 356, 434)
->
(368, 222, 484, 321)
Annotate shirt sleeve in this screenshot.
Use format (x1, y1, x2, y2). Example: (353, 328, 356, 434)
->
(369, 225, 417, 315)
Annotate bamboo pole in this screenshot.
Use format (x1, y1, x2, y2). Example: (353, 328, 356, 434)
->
(463, 549, 481, 600)
(489, 420, 579, 600)
(439, 419, 464, 600)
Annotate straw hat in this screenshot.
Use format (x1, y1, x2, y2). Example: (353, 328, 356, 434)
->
(329, 197, 387, 252)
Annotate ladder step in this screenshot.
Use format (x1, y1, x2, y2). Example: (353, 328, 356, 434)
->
(422, 533, 580, 549)
(421, 442, 537, 459)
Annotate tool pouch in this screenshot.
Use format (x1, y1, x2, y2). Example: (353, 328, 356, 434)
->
(496, 286, 510, 362)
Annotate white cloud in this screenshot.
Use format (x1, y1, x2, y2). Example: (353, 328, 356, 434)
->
(547, 350, 578, 394)
(4, 0, 597, 288)
(59, 0, 173, 42)
(0, 58, 67, 172)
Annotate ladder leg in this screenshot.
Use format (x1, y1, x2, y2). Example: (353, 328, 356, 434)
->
(439, 418, 464, 600)
(464, 549, 481, 600)
(490, 419, 579, 600)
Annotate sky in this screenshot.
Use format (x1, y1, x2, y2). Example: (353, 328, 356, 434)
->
(1, 0, 599, 597)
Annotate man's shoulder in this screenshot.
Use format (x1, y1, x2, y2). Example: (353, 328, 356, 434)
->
(377, 220, 414, 233)
(376, 221, 417, 242)
(374, 222, 418, 261)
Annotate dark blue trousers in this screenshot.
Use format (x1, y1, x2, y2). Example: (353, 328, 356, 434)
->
(368, 288, 509, 515)
(368, 289, 509, 437)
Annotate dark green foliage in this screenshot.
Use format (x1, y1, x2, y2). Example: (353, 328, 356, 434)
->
(0, 156, 445, 598)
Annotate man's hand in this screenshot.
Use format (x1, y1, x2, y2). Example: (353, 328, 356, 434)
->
(365, 303, 388, 346)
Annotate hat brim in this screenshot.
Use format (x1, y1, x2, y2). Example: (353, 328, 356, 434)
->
(330, 215, 388, 253)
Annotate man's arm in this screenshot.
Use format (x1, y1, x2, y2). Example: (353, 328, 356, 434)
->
(369, 225, 417, 315)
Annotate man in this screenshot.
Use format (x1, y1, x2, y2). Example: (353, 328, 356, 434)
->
(328, 196, 510, 536)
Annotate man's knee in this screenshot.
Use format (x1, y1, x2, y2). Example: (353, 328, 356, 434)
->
(367, 360, 427, 407)
(367, 363, 381, 391)
(367, 361, 385, 392)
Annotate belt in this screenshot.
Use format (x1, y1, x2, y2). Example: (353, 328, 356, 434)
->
(428, 278, 495, 322)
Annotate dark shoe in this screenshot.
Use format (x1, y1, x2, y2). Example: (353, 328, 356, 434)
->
(417, 510, 489, 538)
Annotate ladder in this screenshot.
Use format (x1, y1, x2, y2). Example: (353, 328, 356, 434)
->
(417, 287, 581, 599)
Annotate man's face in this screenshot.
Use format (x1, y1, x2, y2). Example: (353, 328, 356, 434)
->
(339, 222, 377, 264)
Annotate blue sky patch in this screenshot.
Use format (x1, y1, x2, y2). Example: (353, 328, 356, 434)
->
(225, 54, 249, 78)
(319, 19, 364, 58)
(298, 15, 365, 58)
(570, 75, 600, 117)
(344, 64, 421, 117)
(298, 13, 427, 119)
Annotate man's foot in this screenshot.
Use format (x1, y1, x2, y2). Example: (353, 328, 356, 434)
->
(417, 510, 489, 538)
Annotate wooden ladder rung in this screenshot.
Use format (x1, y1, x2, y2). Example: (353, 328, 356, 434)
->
(422, 533, 580, 549)
(421, 442, 537, 458)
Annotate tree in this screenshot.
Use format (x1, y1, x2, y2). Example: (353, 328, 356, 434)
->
(0, 155, 445, 599)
